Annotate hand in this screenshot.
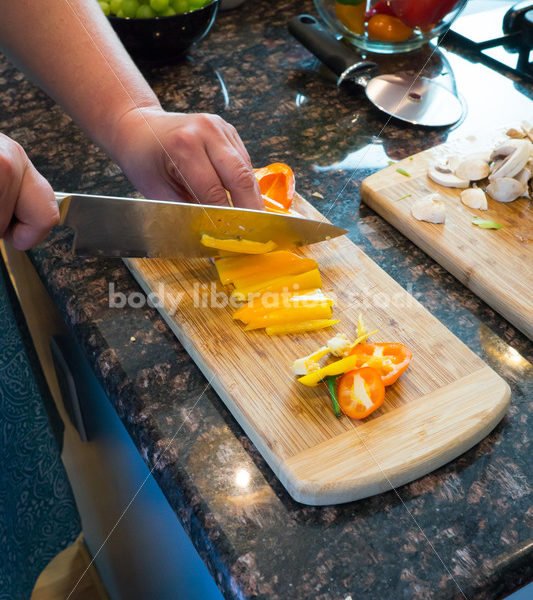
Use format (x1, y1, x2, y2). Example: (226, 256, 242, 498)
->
(0, 134, 59, 250)
(111, 108, 263, 210)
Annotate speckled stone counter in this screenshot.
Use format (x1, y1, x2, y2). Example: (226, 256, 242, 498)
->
(1, 1, 532, 599)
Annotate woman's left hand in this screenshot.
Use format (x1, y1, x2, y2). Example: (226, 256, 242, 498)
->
(111, 107, 263, 210)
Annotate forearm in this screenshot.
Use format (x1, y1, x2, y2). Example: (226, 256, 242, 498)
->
(0, 0, 160, 159)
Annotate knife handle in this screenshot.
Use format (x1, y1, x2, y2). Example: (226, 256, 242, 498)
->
(289, 14, 372, 79)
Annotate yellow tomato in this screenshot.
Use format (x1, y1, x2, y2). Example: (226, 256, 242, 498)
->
(334, 1, 365, 34)
(367, 14, 413, 42)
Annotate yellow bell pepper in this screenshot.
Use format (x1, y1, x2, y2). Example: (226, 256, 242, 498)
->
(230, 269, 322, 302)
(215, 251, 317, 286)
(268, 319, 339, 336)
(244, 304, 333, 330)
(201, 234, 277, 255)
(233, 290, 334, 324)
(298, 353, 359, 387)
(297, 329, 377, 386)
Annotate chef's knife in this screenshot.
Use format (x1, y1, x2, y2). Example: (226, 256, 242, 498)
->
(288, 14, 464, 127)
(55, 192, 347, 258)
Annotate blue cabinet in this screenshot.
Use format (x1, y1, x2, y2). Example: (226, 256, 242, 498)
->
(52, 333, 224, 600)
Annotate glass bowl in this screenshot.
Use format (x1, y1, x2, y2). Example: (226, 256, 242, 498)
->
(314, 0, 468, 53)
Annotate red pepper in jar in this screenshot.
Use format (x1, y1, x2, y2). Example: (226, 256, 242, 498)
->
(389, 0, 460, 29)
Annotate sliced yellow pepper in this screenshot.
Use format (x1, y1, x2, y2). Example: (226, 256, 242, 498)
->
(215, 251, 317, 285)
(244, 304, 333, 330)
(297, 329, 377, 386)
(233, 290, 334, 324)
(231, 269, 322, 302)
(357, 313, 367, 339)
(268, 319, 339, 336)
(201, 234, 277, 255)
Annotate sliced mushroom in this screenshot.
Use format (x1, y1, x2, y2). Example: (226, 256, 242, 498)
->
(490, 159, 504, 173)
(428, 166, 469, 188)
(515, 167, 531, 198)
(411, 193, 446, 223)
(486, 177, 525, 203)
(490, 144, 517, 162)
(489, 139, 532, 180)
(460, 188, 488, 210)
(455, 157, 490, 182)
(521, 120, 533, 143)
(433, 155, 459, 174)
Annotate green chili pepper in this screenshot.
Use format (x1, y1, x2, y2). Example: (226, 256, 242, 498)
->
(326, 376, 342, 419)
(396, 167, 411, 177)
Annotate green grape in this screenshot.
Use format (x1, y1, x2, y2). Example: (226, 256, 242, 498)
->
(189, 0, 205, 9)
(98, 1, 111, 15)
(122, 0, 139, 17)
(150, 0, 169, 13)
(162, 6, 176, 15)
(116, 8, 125, 16)
(109, 0, 122, 14)
(136, 3, 155, 16)
(171, 0, 188, 13)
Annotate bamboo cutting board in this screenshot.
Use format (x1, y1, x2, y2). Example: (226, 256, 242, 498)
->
(361, 129, 533, 340)
(125, 193, 510, 505)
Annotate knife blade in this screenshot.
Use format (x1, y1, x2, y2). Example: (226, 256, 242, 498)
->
(55, 192, 347, 258)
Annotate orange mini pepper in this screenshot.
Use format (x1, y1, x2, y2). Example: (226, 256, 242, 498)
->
(255, 163, 295, 211)
(348, 343, 412, 386)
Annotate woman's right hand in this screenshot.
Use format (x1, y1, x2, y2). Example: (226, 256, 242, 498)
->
(0, 133, 59, 251)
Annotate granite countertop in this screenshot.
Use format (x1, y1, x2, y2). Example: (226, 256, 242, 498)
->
(1, 1, 532, 598)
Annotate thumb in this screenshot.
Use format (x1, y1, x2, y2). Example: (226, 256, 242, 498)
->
(5, 162, 59, 250)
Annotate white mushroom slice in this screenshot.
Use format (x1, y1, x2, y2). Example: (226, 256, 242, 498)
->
(490, 159, 504, 173)
(489, 139, 532, 180)
(433, 155, 459, 174)
(490, 143, 517, 162)
(411, 193, 446, 223)
(446, 155, 460, 172)
(465, 151, 492, 163)
(521, 120, 533, 143)
(428, 166, 469, 188)
(515, 167, 531, 198)
(460, 188, 488, 210)
(455, 157, 490, 182)
(486, 177, 525, 203)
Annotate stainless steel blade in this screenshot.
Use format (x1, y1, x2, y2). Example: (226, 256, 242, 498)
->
(56, 193, 347, 258)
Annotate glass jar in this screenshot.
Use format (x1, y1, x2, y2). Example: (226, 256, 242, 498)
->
(314, 0, 468, 53)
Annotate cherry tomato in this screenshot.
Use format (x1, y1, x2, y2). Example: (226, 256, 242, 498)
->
(348, 343, 412, 386)
(389, 0, 459, 29)
(334, 1, 366, 34)
(337, 367, 385, 419)
(367, 14, 414, 42)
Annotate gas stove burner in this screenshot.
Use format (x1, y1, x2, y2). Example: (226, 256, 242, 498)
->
(444, 1, 533, 83)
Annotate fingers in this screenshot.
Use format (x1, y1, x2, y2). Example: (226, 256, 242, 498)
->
(0, 134, 24, 236)
(4, 162, 58, 250)
(163, 114, 263, 210)
(205, 140, 263, 210)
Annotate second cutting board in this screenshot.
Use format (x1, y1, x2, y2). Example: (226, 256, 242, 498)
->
(361, 128, 533, 340)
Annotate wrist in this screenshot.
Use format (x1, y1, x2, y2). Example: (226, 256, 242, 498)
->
(105, 101, 163, 164)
